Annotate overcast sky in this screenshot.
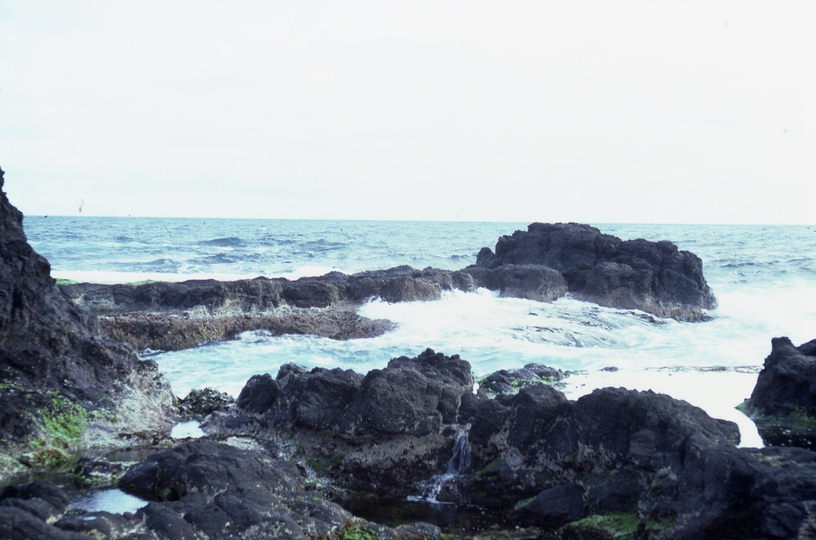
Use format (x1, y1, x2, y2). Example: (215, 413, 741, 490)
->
(1, 1, 814, 223)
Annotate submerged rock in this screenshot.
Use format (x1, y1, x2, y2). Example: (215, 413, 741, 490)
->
(0, 166, 176, 482)
(743, 336, 816, 450)
(472, 222, 716, 321)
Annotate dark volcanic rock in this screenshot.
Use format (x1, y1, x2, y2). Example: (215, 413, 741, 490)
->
(119, 440, 355, 539)
(0, 480, 81, 540)
(464, 385, 740, 518)
(473, 222, 716, 320)
(338, 349, 474, 437)
(478, 363, 566, 395)
(2, 441, 397, 540)
(0, 166, 175, 481)
(747, 337, 816, 417)
(744, 336, 816, 449)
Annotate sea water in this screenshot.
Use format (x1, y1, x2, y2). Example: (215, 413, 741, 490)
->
(23, 217, 816, 448)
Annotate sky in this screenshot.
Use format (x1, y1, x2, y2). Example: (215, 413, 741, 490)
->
(0, 1, 814, 223)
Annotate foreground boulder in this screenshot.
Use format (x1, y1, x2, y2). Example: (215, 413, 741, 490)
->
(0, 167, 176, 482)
(2, 440, 444, 540)
(654, 445, 816, 540)
(743, 337, 816, 450)
(462, 386, 740, 520)
(472, 222, 716, 321)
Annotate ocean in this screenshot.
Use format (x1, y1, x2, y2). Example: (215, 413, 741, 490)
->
(23, 216, 816, 448)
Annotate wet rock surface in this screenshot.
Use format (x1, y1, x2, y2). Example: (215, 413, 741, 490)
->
(744, 336, 816, 450)
(190, 349, 816, 539)
(0, 166, 176, 483)
(212, 348, 476, 499)
(472, 222, 716, 321)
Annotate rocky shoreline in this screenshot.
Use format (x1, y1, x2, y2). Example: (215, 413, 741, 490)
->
(58, 221, 717, 353)
(2, 164, 816, 539)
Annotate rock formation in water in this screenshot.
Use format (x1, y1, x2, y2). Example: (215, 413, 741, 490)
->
(743, 336, 816, 450)
(472, 222, 716, 321)
(210, 348, 477, 498)
(61, 222, 716, 354)
(0, 166, 176, 482)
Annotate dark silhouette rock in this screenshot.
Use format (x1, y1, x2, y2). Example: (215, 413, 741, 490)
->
(744, 337, 816, 449)
(0, 166, 175, 482)
(747, 337, 816, 417)
(473, 222, 716, 321)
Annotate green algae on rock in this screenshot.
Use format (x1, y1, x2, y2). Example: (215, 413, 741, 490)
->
(0, 166, 177, 483)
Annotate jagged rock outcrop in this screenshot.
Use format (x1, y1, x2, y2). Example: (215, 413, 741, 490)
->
(195, 350, 816, 538)
(207, 349, 476, 499)
(472, 222, 716, 321)
(651, 445, 816, 540)
(0, 166, 176, 482)
(743, 337, 816, 449)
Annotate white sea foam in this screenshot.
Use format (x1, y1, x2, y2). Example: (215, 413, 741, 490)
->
(151, 283, 814, 448)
